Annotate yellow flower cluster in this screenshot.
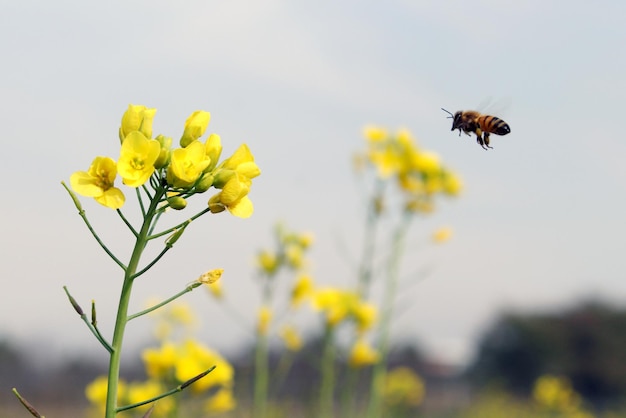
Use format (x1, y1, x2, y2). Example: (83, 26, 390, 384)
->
(359, 126, 462, 213)
(532, 375, 592, 416)
(70, 104, 260, 218)
(382, 367, 425, 407)
(256, 224, 314, 275)
(313, 287, 377, 331)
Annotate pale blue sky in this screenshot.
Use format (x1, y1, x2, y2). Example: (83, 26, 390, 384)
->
(1, 0, 625, 365)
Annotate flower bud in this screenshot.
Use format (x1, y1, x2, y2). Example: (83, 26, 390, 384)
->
(180, 110, 210, 148)
(212, 169, 235, 189)
(204, 133, 222, 172)
(195, 173, 214, 193)
(119, 104, 156, 142)
(208, 194, 226, 214)
(154, 135, 172, 169)
(167, 195, 187, 210)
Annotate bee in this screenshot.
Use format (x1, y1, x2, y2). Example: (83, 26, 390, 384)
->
(441, 108, 511, 150)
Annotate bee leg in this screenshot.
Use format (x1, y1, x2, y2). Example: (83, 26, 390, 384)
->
(484, 133, 493, 149)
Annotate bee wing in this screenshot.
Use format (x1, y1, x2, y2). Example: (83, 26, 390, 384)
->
(478, 97, 512, 118)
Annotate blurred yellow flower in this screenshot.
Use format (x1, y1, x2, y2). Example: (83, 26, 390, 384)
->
(117, 131, 160, 187)
(142, 342, 177, 379)
(206, 280, 223, 299)
(313, 288, 358, 327)
(257, 306, 273, 336)
(353, 302, 378, 333)
(348, 338, 380, 368)
(70, 156, 125, 209)
(126, 380, 173, 415)
(279, 325, 303, 352)
(432, 226, 453, 243)
(285, 244, 305, 269)
(363, 125, 388, 142)
(85, 376, 127, 412)
(533, 375, 582, 412)
(383, 367, 425, 407)
(291, 275, 315, 307)
(205, 388, 236, 413)
(257, 250, 280, 275)
(174, 340, 234, 394)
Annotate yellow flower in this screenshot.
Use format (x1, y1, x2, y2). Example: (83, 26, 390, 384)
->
(313, 288, 357, 327)
(285, 244, 305, 269)
(533, 375, 582, 412)
(206, 280, 223, 299)
(117, 131, 160, 187)
(432, 226, 453, 243)
(291, 275, 315, 307)
(257, 306, 272, 336)
(167, 140, 211, 189)
(204, 133, 222, 172)
(174, 340, 234, 393)
(85, 376, 126, 412)
(205, 388, 236, 413)
(383, 367, 425, 407)
(208, 173, 254, 218)
(443, 171, 462, 196)
(257, 250, 280, 275)
(180, 110, 210, 147)
(279, 325, 303, 352)
(353, 302, 377, 333)
(126, 380, 173, 415)
(70, 156, 125, 209)
(219, 143, 261, 180)
(119, 104, 157, 142)
(142, 342, 178, 379)
(348, 339, 380, 368)
(363, 125, 388, 142)
(198, 269, 224, 285)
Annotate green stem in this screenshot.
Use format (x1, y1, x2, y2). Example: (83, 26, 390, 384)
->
(127, 282, 202, 321)
(366, 212, 411, 418)
(319, 323, 336, 418)
(340, 367, 360, 417)
(104, 186, 166, 418)
(253, 331, 269, 418)
(116, 209, 138, 237)
(356, 180, 384, 299)
(131, 246, 171, 280)
(147, 208, 210, 241)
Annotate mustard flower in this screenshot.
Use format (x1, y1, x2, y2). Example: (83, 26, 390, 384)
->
(205, 388, 236, 413)
(285, 244, 305, 269)
(279, 325, 303, 352)
(119, 104, 156, 142)
(154, 134, 172, 169)
(383, 367, 425, 407)
(142, 342, 178, 379)
(208, 173, 254, 218)
(167, 140, 211, 189)
(290, 274, 315, 307)
(86, 376, 127, 413)
(257, 250, 280, 275)
(218, 143, 261, 180)
(117, 131, 160, 187)
(363, 125, 388, 142)
(70, 156, 125, 209)
(204, 133, 222, 172)
(174, 340, 234, 393)
(533, 375, 582, 412)
(348, 338, 380, 368)
(126, 380, 173, 415)
(313, 288, 358, 327)
(353, 301, 378, 333)
(180, 110, 210, 147)
(257, 306, 272, 336)
(197, 268, 224, 285)
(206, 280, 223, 299)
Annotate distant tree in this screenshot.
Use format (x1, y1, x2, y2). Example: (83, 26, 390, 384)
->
(467, 300, 626, 405)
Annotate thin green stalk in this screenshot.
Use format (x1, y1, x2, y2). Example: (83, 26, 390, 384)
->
(147, 208, 209, 241)
(104, 186, 166, 418)
(319, 323, 336, 418)
(356, 180, 384, 299)
(254, 331, 269, 418)
(127, 282, 202, 321)
(340, 367, 360, 418)
(116, 209, 138, 237)
(366, 212, 411, 418)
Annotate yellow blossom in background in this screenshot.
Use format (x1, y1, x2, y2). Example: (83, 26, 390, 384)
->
(126, 380, 173, 415)
(383, 367, 425, 407)
(85, 376, 127, 413)
(443, 171, 462, 196)
(533, 375, 582, 412)
(279, 325, 303, 352)
(313, 288, 358, 327)
(206, 280, 223, 299)
(432, 226, 453, 243)
(70, 156, 125, 209)
(168, 303, 195, 327)
(119, 104, 156, 141)
(285, 244, 305, 269)
(198, 268, 224, 285)
(117, 131, 160, 187)
(257, 250, 280, 275)
(167, 140, 211, 189)
(348, 338, 380, 368)
(257, 306, 273, 336)
(142, 342, 178, 379)
(291, 274, 315, 307)
(173, 340, 234, 394)
(363, 125, 388, 142)
(353, 302, 378, 333)
(180, 110, 210, 147)
(205, 388, 236, 414)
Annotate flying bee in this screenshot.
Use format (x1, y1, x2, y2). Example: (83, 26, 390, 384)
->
(441, 108, 511, 150)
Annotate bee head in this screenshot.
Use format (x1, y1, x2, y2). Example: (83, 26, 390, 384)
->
(441, 108, 462, 131)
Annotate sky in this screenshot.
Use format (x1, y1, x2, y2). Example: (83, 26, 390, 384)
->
(1, 0, 625, 367)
